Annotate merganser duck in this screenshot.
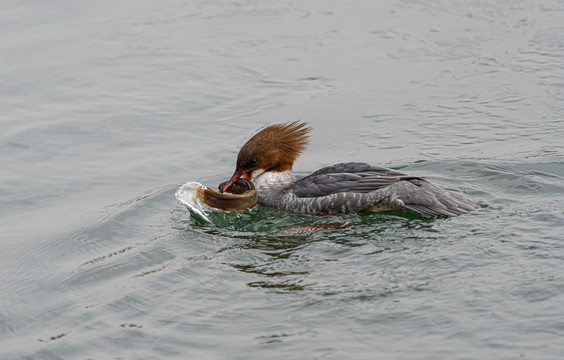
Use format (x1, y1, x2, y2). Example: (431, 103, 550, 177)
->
(220, 121, 476, 216)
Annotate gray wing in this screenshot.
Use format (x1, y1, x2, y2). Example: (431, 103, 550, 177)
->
(392, 180, 477, 216)
(291, 162, 476, 216)
(292, 162, 419, 197)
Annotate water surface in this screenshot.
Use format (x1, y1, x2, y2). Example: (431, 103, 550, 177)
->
(1, 1, 564, 359)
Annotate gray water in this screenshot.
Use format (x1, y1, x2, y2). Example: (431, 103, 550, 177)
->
(1, 1, 564, 359)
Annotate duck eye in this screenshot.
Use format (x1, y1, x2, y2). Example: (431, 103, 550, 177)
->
(249, 159, 257, 166)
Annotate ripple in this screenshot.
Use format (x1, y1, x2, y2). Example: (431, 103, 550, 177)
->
(3, 0, 564, 358)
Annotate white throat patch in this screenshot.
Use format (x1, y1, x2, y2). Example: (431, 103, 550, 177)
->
(252, 170, 296, 193)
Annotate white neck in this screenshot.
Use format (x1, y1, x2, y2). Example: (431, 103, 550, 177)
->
(253, 170, 296, 194)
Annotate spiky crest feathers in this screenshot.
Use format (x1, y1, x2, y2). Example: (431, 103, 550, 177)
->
(236, 121, 312, 173)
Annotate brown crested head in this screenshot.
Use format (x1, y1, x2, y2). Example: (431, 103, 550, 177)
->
(219, 121, 311, 193)
(236, 121, 312, 174)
